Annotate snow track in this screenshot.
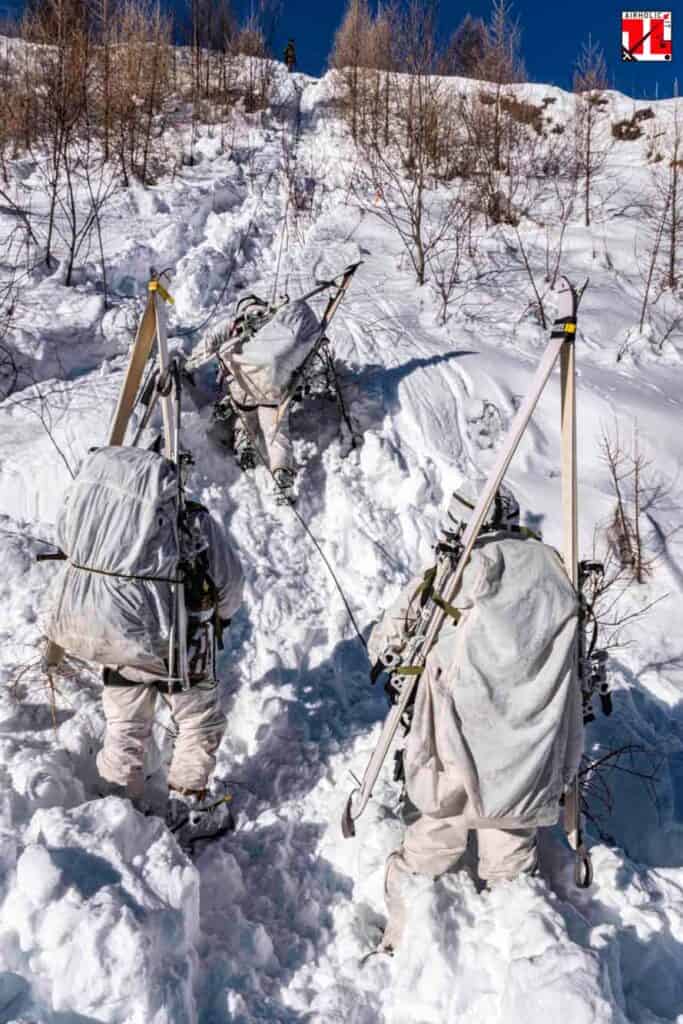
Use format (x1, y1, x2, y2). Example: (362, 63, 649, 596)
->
(1, 67, 683, 1023)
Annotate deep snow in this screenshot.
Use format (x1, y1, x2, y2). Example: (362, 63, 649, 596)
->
(0, 59, 682, 1023)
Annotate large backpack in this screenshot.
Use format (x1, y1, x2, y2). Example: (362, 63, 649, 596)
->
(46, 446, 185, 675)
(226, 298, 320, 404)
(400, 532, 582, 824)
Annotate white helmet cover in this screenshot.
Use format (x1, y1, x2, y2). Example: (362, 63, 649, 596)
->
(447, 479, 520, 533)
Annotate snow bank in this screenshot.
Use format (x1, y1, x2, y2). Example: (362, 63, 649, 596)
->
(0, 798, 199, 1023)
(384, 873, 627, 1024)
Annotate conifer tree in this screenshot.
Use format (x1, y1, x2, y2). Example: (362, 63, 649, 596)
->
(440, 14, 488, 77)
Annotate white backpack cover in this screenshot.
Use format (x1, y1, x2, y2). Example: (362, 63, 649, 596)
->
(369, 533, 582, 829)
(226, 298, 320, 403)
(46, 447, 181, 674)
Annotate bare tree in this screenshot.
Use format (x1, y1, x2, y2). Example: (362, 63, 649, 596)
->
(230, 0, 279, 114)
(479, 0, 526, 85)
(58, 131, 119, 291)
(90, 0, 113, 162)
(354, 35, 461, 286)
(450, 1, 532, 233)
(543, 171, 579, 288)
(24, 0, 92, 268)
(108, 1, 172, 186)
(329, 0, 374, 142)
(665, 119, 682, 292)
(0, 220, 33, 400)
(363, 3, 398, 148)
(458, 88, 545, 229)
(573, 36, 610, 228)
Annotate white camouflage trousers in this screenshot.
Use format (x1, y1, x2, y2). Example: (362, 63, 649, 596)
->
(383, 814, 537, 948)
(97, 679, 227, 799)
(231, 389, 293, 473)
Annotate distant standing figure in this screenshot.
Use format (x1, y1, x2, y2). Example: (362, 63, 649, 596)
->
(284, 39, 296, 73)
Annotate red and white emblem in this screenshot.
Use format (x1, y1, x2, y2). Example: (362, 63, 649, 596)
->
(622, 11, 672, 61)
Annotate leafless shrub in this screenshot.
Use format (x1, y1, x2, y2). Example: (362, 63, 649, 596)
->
(458, 86, 545, 227)
(612, 117, 644, 141)
(599, 422, 678, 587)
(580, 744, 663, 844)
(544, 174, 579, 287)
(500, 94, 544, 135)
(426, 193, 476, 323)
(354, 73, 462, 285)
(0, 215, 37, 398)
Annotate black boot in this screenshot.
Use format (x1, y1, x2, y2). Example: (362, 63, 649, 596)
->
(273, 467, 296, 505)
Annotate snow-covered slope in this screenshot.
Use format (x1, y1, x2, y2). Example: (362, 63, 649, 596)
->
(1, 63, 682, 1023)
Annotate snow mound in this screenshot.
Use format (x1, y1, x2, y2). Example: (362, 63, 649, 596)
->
(385, 873, 626, 1024)
(0, 797, 199, 1023)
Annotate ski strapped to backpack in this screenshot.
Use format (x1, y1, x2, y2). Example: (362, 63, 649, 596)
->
(273, 261, 362, 433)
(126, 274, 192, 688)
(43, 271, 174, 675)
(43, 270, 203, 691)
(342, 276, 594, 890)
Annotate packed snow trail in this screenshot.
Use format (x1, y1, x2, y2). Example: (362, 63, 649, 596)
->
(1, 65, 683, 1023)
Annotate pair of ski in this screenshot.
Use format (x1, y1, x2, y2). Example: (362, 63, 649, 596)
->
(111, 272, 190, 688)
(343, 276, 592, 890)
(108, 273, 178, 456)
(45, 272, 189, 682)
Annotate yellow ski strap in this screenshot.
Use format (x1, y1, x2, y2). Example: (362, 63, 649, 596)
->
(149, 279, 175, 304)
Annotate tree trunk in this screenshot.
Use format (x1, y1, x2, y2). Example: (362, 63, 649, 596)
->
(584, 104, 592, 228)
(669, 154, 678, 288)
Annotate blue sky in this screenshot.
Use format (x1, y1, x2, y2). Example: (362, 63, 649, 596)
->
(1, 1, 678, 98)
(258, 0, 677, 98)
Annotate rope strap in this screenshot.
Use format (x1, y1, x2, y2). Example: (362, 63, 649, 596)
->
(231, 395, 278, 412)
(394, 665, 424, 677)
(70, 561, 182, 584)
